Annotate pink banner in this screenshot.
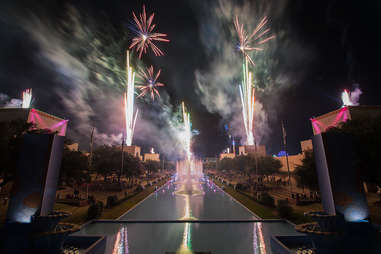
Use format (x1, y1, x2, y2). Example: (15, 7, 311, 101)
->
(311, 107, 350, 135)
(27, 108, 68, 136)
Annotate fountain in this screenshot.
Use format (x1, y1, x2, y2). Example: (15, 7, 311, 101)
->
(175, 159, 204, 197)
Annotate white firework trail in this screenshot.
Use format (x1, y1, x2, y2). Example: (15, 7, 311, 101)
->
(124, 51, 138, 146)
(182, 101, 192, 160)
(239, 58, 255, 145)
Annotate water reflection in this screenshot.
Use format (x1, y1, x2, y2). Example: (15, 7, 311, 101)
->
(174, 159, 204, 253)
(176, 222, 193, 254)
(183, 195, 191, 220)
(111, 226, 129, 254)
(253, 223, 267, 254)
(104, 159, 274, 253)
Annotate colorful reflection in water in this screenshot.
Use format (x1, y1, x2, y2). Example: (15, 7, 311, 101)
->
(253, 222, 267, 254)
(112, 226, 129, 254)
(108, 170, 270, 254)
(175, 184, 196, 253)
(184, 195, 191, 219)
(174, 160, 204, 253)
(176, 222, 193, 254)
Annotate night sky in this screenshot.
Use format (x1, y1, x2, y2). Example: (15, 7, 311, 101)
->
(0, 0, 380, 158)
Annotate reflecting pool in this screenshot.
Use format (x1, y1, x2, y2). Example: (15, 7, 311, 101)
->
(74, 176, 302, 253)
(119, 176, 256, 220)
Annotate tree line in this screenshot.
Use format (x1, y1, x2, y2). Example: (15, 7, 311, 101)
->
(0, 120, 174, 187)
(60, 144, 175, 184)
(205, 155, 282, 175)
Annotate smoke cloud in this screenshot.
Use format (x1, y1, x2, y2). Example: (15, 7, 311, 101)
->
(0, 93, 22, 108)
(192, 0, 280, 145)
(4, 6, 191, 159)
(192, 0, 308, 145)
(0, 1, 316, 157)
(349, 86, 362, 106)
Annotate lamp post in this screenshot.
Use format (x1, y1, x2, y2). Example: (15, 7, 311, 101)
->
(120, 132, 125, 183)
(282, 121, 292, 195)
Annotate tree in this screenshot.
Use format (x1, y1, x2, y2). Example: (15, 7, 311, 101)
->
(92, 145, 143, 181)
(164, 160, 175, 171)
(144, 160, 160, 174)
(60, 148, 89, 183)
(123, 153, 143, 178)
(234, 155, 248, 172)
(294, 150, 319, 191)
(203, 161, 217, 170)
(216, 155, 281, 175)
(92, 145, 120, 180)
(257, 156, 282, 175)
(217, 158, 235, 171)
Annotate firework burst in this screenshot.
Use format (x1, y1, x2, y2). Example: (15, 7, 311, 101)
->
(234, 15, 275, 66)
(22, 88, 32, 108)
(129, 5, 170, 58)
(136, 65, 165, 100)
(234, 14, 275, 145)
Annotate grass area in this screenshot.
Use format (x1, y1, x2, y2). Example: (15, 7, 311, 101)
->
(100, 179, 168, 220)
(213, 180, 278, 219)
(284, 201, 322, 224)
(53, 178, 169, 225)
(1, 178, 169, 226)
(54, 203, 89, 225)
(289, 210, 314, 225)
(213, 179, 319, 224)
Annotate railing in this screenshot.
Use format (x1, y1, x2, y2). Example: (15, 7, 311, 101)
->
(92, 219, 288, 223)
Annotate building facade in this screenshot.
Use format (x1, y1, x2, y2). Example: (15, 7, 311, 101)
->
(238, 145, 266, 157)
(274, 140, 313, 173)
(119, 145, 142, 160)
(144, 153, 160, 162)
(300, 139, 313, 153)
(219, 153, 235, 160)
(65, 143, 79, 152)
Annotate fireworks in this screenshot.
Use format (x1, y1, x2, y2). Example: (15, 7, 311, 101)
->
(124, 51, 138, 146)
(136, 65, 165, 100)
(341, 88, 362, 107)
(239, 58, 255, 145)
(182, 102, 192, 161)
(22, 88, 32, 108)
(235, 15, 274, 145)
(129, 5, 170, 58)
(341, 89, 352, 106)
(234, 15, 275, 66)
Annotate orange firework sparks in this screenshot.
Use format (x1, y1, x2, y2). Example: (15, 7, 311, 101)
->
(136, 65, 165, 100)
(234, 15, 275, 66)
(129, 5, 170, 58)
